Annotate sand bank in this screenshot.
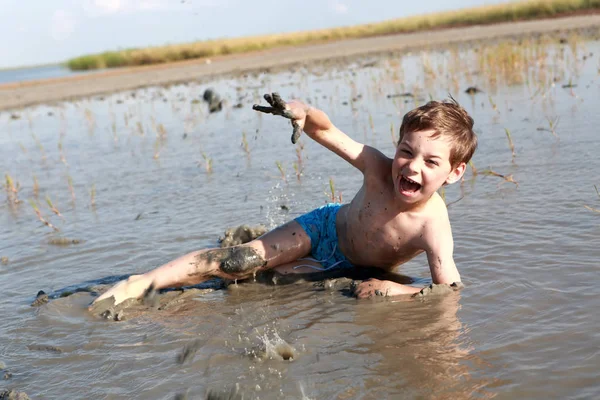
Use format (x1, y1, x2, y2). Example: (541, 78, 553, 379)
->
(1, 14, 600, 111)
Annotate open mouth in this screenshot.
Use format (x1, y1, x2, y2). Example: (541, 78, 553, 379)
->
(399, 176, 422, 196)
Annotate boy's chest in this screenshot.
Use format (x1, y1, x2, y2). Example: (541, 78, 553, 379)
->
(344, 201, 423, 267)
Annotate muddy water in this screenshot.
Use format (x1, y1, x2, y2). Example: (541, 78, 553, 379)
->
(1, 37, 599, 399)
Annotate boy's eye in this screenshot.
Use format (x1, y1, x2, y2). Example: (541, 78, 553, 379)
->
(426, 160, 438, 166)
(400, 149, 412, 155)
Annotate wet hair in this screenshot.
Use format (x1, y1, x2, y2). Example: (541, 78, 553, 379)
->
(399, 97, 477, 168)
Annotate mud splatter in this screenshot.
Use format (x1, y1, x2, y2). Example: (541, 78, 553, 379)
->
(219, 225, 267, 248)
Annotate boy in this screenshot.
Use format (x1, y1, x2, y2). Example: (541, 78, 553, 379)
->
(94, 92, 477, 305)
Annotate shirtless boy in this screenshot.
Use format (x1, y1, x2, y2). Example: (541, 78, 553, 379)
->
(95, 92, 477, 305)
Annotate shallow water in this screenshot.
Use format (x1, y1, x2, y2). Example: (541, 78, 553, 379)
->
(0, 65, 95, 85)
(1, 37, 599, 399)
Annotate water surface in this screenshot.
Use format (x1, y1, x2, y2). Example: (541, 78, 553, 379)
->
(1, 38, 599, 399)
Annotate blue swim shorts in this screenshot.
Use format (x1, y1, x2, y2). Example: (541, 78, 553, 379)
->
(294, 203, 354, 271)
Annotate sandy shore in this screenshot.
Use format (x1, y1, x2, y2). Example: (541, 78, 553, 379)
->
(2, 14, 600, 111)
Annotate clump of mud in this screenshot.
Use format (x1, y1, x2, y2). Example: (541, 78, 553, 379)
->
(203, 88, 224, 113)
(0, 389, 30, 399)
(48, 237, 82, 246)
(30, 290, 49, 307)
(0, 362, 12, 380)
(412, 282, 464, 298)
(218, 225, 267, 248)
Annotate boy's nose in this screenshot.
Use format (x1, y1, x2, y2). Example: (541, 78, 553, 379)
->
(404, 159, 421, 174)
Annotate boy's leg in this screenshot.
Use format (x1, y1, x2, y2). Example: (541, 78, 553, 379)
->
(93, 220, 312, 306)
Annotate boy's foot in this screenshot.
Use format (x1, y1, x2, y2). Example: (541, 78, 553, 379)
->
(92, 274, 152, 306)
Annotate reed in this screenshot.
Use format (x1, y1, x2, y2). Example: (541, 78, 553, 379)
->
(29, 199, 59, 231)
(241, 131, 250, 156)
(32, 176, 39, 198)
(4, 174, 21, 204)
(67, 0, 600, 70)
(67, 175, 76, 203)
(45, 196, 63, 217)
(327, 178, 343, 203)
(275, 161, 287, 183)
(469, 160, 478, 176)
(90, 184, 96, 208)
(199, 152, 213, 174)
(584, 185, 600, 213)
(481, 168, 519, 187)
(504, 128, 516, 162)
(58, 141, 68, 166)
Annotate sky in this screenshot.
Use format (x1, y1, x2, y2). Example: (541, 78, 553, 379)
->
(0, 0, 510, 69)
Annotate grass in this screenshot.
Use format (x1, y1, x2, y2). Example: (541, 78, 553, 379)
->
(66, 0, 600, 71)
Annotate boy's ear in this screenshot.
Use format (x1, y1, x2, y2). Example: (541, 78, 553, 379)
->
(445, 162, 466, 185)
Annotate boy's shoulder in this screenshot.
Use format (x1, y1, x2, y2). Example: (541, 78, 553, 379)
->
(413, 193, 453, 248)
(416, 192, 450, 222)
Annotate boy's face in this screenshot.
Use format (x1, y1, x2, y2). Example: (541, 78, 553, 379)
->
(392, 129, 466, 205)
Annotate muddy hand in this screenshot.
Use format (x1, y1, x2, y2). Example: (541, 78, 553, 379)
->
(352, 279, 391, 299)
(253, 92, 305, 144)
(91, 274, 151, 307)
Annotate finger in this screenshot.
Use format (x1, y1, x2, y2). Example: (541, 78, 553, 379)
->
(291, 120, 302, 144)
(272, 92, 287, 110)
(252, 105, 276, 114)
(263, 93, 275, 107)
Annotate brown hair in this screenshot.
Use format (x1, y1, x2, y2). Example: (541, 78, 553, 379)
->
(399, 98, 477, 168)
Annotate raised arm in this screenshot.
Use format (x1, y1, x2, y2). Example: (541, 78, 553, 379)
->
(253, 92, 387, 173)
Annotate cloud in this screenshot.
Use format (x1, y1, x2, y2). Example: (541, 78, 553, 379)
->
(329, 0, 348, 14)
(83, 0, 219, 16)
(51, 9, 77, 40)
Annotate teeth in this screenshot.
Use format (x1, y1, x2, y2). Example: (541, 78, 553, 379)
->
(403, 176, 420, 185)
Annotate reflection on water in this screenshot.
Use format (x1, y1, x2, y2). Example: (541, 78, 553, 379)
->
(1, 36, 600, 398)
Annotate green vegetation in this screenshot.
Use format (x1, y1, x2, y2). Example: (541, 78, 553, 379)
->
(67, 0, 600, 70)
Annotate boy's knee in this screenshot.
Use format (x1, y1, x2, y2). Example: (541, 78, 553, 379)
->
(198, 247, 267, 277)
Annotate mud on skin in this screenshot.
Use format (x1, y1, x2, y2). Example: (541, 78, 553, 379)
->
(252, 92, 303, 144)
(193, 247, 267, 278)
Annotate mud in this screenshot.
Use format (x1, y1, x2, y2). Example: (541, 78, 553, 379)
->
(464, 86, 483, 94)
(0, 363, 11, 381)
(412, 282, 464, 298)
(0, 389, 30, 400)
(87, 284, 223, 320)
(48, 237, 82, 246)
(253, 93, 303, 144)
(203, 88, 223, 113)
(195, 248, 267, 277)
(26, 344, 63, 354)
(218, 225, 267, 248)
(30, 291, 48, 307)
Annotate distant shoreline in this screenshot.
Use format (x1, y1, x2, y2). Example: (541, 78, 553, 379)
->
(2, 14, 600, 112)
(65, 1, 600, 71)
